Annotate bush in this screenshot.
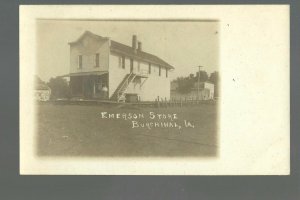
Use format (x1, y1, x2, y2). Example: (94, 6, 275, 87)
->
(47, 77, 71, 99)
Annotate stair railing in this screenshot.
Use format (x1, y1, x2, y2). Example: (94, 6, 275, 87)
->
(117, 72, 134, 101)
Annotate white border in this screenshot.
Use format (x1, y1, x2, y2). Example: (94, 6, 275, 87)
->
(20, 5, 290, 175)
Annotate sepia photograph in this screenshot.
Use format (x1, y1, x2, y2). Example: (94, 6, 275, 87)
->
(0, 1, 296, 199)
(35, 20, 219, 157)
(20, 5, 289, 175)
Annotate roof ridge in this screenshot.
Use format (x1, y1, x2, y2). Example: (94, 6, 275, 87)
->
(69, 30, 105, 44)
(110, 40, 174, 69)
(70, 31, 174, 69)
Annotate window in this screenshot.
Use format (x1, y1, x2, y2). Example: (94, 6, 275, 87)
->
(130, 58, 133, 73)
(148, 63, 151, 74)
(118, 56, 122, 68)
(95, 53, 99, 68)
(78, 55, 82, 69)
(153, 65, 156, 73)
(166, 69, 168, 78)
(159, 66, 161, 76)
(122, 56, 125, 69)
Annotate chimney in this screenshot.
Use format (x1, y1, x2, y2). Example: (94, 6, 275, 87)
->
(138, 41, 142, 51)
(132, 35, 137, 53)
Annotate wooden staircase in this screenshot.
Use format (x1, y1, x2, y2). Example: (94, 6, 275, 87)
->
(110, 72, 137, 102)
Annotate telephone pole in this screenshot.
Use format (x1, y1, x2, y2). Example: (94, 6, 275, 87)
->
(196, 66, 204, 100)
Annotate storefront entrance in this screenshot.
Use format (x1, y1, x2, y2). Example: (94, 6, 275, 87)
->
(70, 73, 108, 99)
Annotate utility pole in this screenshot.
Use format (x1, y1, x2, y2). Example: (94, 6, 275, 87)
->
(196, 66, 203, 100)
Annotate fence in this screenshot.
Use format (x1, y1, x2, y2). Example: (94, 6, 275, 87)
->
(154, 96, 216, 108)
(38, 96, 216, 108)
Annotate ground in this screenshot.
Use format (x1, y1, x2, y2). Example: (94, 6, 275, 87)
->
(37, 103, 218, 157)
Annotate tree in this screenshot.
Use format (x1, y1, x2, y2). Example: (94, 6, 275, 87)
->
(175, 76, 194, 94)
(47, 77, 71, 99)
(173, 70, 217, 95)
(209, 71, 219, 83)
(209, 71, 219, 97)
(195, 70, 209, 82)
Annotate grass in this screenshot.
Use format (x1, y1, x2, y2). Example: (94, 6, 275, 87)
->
(37, 103, 218, 157)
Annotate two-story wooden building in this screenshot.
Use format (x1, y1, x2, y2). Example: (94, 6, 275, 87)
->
(64, 31, 174, 102)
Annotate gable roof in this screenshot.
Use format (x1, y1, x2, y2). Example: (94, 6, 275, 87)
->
(69, 31, 107, 45)
(110, 40, 174, 69)
(69, 31, 174, 70)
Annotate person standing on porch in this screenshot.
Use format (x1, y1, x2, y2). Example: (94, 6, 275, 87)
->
(102, 84, 108, 99)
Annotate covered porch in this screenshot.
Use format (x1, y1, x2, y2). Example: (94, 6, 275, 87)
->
(62, 71, 109, 99)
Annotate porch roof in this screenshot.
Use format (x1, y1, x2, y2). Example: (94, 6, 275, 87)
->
(60, 71, 108, 77)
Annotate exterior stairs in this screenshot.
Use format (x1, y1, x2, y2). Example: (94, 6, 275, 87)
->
(110, 72, 137, 102)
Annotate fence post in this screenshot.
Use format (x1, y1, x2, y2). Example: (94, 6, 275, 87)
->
(165, 97, 167, 108)
(180, 97, 182, 107)
(157, 96, 160, 108)
(160, 98, 164, 108)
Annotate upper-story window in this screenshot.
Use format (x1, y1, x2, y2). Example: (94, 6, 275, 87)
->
(130, 58, 133, 73)
(118, 56, 122, 68)
(148, 63, 151, 74)
(95, 53, 99, 68)
(152, 65, 157, 74)
(122, 56, 125, 69)
(159, 66, 161, 76)
(118, 55, 125, 69)
(78, 55, 83, 69)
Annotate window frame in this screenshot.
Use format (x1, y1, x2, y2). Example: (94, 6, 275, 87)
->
(159, 66, 161, 76)
(122, 55, 125, 69)
(148, 63, 151, 74)
(78, 55, 83, 69)
(95, 53, 100, 68)
(130, 58, 133, 73)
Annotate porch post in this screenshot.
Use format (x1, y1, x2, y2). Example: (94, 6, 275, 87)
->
(82, 76, 85, 97)
(93, 77, 96, 97)
(70, 77, 73, 96)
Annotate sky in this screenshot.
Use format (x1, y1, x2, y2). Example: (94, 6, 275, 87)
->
(36, 20, 219, 82)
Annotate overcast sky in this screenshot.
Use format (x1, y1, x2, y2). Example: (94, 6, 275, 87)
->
(36, 20, 219, 82)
